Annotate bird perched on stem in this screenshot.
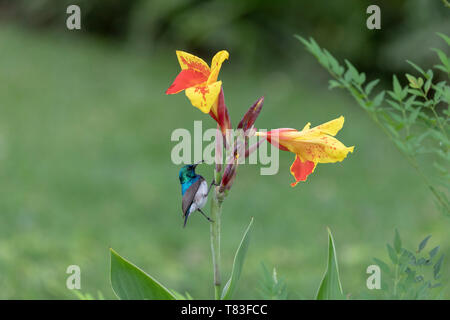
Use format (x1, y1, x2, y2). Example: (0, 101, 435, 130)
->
(179, 161, 215, 227)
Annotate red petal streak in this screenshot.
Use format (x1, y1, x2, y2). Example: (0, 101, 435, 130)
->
(209, 109, 219, 123)
(179, 56, 210, 78)
(290, 156, 316, 187)
(265, 129, 296, 151)
(217, 89, 231, 134)
(166, 69, 208, 94)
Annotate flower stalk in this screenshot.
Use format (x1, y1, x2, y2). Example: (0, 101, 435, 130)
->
(210, 171, 224, 299)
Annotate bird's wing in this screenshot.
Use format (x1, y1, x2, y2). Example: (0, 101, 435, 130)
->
(182, 176, 205, 217)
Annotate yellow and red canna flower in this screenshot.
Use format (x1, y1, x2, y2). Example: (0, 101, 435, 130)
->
(166, 50, 229, 118)
(256, 116, 354, 187)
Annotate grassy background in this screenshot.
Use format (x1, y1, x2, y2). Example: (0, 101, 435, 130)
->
(0, 25, 448, 299)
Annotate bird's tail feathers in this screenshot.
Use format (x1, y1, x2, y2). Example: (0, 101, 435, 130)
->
(183, 213, 190, 228)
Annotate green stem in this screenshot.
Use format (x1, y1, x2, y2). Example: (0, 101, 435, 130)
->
(393, 262, 399, 298)
(421, 87, 448, 141)
(210, 186, 223, 299)
(430, 106, 448, 140)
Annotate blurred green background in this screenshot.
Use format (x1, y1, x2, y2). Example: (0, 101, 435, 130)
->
(0, 0, 448, 299)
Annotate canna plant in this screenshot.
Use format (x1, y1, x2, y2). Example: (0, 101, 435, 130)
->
(108, 49, 354, 300)
(296, 33, 450, 215)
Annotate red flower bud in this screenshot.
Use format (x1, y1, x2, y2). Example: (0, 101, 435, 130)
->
(215, 125, 223, 173)
(220, 161, 237, 192)
(209, 88, 231, 136)
(237, 96, 264, 133)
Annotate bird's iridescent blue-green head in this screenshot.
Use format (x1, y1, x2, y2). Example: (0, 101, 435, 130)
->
(179, 160, 203, 184)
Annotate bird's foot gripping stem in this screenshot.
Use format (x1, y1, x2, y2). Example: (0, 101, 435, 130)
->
(207, 178, 219, 196)
(198, 208, 214, 223)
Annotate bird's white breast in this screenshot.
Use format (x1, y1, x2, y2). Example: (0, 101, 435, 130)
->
(189, 180, 208, 214)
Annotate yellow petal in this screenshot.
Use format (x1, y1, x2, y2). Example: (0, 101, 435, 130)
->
(302, 122, 311, 131)
(207, 50, 229, 84)
(176, 50, 210, 77)
(185, 81, 222, 113)
(282, 135, 354, 163)
(209, 98, 219, 119)
(278, 116, 345, 141)
(301, 116, 344, 137)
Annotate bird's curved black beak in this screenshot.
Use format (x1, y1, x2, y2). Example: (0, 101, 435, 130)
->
(193, 160, 204, 168)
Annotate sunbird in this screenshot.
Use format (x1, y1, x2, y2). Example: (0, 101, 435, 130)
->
(179, 161, 215, 227)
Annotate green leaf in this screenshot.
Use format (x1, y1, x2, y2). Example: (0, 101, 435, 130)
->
(434, 65, 448, 73)
(406, 60, 426, 75)
(294, 35, 310, 48)
(386, 99, 402, 111)
(307, 38, 327, 67)
(406, 74, 423, 89)
(316, 228, 344, 300)
(404, 95, 416, 111)
(373, 258, 391, 276)
(365, 79, 380, 95)
(424, 77, 432, 94)
(221, 217, 254, 300)
(170, 289, 187, 300)
(393, 75, 402, 100)
(418, 235, 431, 253)
(406, 74, 416, 87)
(394, 229, 402, 254)
(358, 72, 366, 85)
(324, 49, 343, 76)
(408, 88, 423, 97)
(344, 60, 359, 82)
(170, 289, 194, 300)
(258, 263, 288, 300)
(436, 32, 450, 46)
(110, 248, 176, 300)
(328, 79, 342, 90)
(433, 255, 444, 279)
(393, 139, 408, 154)
(408, 107, 422, 125)
(373, 91, 385, 108)
(429, 246, 441, 260)
(431, 48, 450, 71)
(387, 244, 398, 264)
(185, 291, 194, 300)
